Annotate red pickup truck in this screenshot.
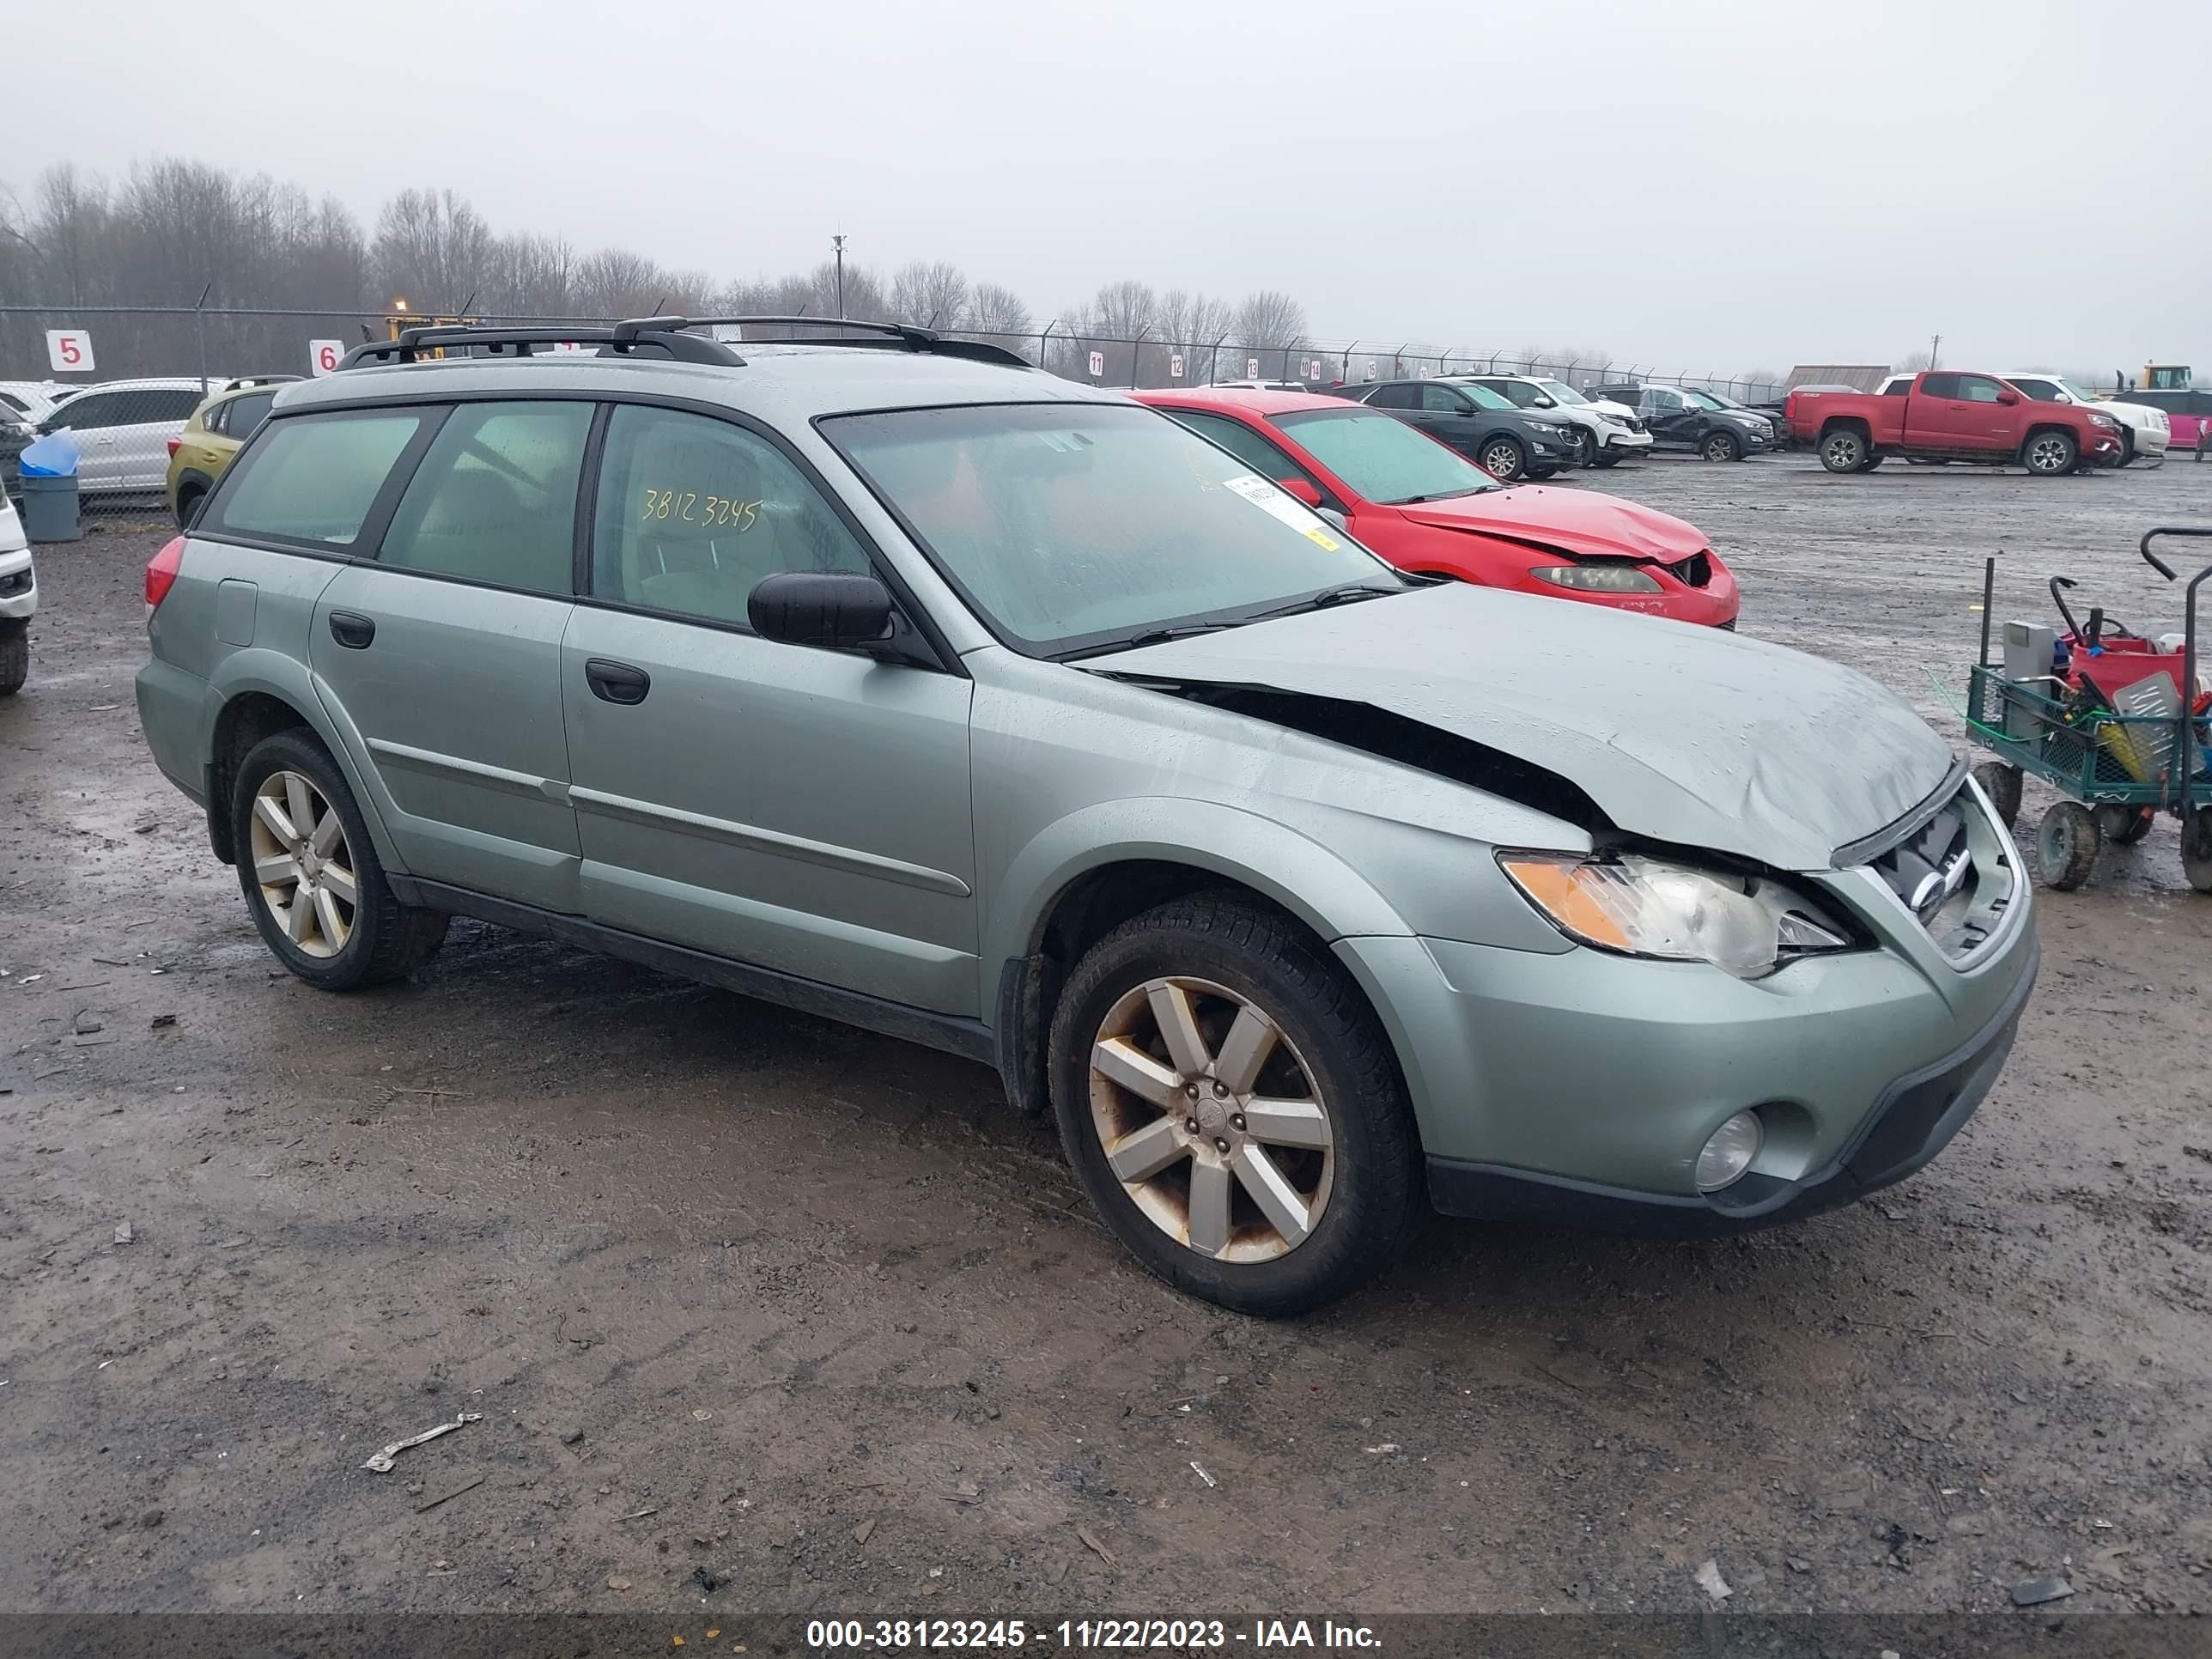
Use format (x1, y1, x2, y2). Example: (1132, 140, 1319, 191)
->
(1786, 371, 2124, 476)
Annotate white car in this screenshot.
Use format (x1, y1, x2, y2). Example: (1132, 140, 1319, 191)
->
(0, 381, 70, 430)
(2000, 372, 2169, 465)
(0, 491, 33, 695)
(1455, 374, 1653, 467)
(25, 376, 228, 495)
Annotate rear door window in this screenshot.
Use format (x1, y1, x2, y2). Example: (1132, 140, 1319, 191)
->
(222, 392, 277, 439)
(206, 410, 427, 550)
(1167, 410, 1316, 489)
(1364, 384, 1418, 409)
(1918, 373, 1961, 398)
(378, 400, 592, 594)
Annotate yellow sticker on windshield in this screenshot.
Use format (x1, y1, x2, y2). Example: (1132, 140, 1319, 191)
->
(1222, 472, 1342, 550)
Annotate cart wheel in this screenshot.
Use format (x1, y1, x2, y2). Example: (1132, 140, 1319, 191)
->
(2184, 808, 2212, 895)
(2095, 804, 2154, 846)
(1972, 761, 2023, 831)
(2036, 801, 2100, 890)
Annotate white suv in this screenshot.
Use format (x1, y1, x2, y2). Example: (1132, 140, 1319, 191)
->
(1455, 375, 1653, 467)
(27, 377, 228, 494)
(0, 491, 33, 695)
(1999, 373, 2168, 466)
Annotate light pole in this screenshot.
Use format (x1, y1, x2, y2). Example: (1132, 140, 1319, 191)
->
(832, 234, 848, 319)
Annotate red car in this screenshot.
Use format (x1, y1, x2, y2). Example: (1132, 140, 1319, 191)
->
(1134, 388, 1739, 628)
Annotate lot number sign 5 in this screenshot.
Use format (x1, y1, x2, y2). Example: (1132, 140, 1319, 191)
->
(46, 330, 94, 374)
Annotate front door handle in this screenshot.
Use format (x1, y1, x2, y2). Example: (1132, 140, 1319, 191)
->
(328, 611, 375, 649)
(585, 658, 651, 705)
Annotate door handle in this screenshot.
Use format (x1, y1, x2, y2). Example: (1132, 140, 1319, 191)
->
(585, 658, 651, 705)
(327, 611, 375, 649)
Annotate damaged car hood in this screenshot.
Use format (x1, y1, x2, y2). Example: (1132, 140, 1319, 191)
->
(1401, 485, 1707, 564)
(1103, 583, 1954, 872)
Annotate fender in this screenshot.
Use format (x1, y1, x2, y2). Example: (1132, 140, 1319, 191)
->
(982, 794, 1418, 992)
(201, 649, 413, 877)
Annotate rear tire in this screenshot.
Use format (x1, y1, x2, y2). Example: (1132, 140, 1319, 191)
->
(2022, 429, 2079, 477)
(231, 729, 449, 991)
(2185, 809, 2212, 894)
(1700, 429, 1741, 463)
(1477, 435, 1528, 482)
(0, 617, 25, 697)
(1048, 894, 1422, 1316)
(1818, 427, 1868, 472)
(2036, 800, 2100, 890)
(173, 483, 205, 529)
(1592, 448, 1626, 469)
(1972, 760, 2022, 830)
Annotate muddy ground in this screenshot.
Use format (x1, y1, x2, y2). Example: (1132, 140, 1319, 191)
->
(3, 453, 2210, 1623)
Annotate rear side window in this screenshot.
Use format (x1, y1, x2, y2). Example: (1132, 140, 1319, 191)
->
(1918, 373, 1960, 398)
(223, 392, 276, 439)
(591, 404, 870, 629)
(208, 410, 424, 550)
(1364, 384, 1417, 409)
(378, 401, 591, 595)
(1168, 410, 1312, 487)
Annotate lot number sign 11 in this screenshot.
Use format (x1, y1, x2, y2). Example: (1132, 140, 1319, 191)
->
(310, 339, 345, 377)
(1088, 350, 1105, 378)
(46, 330, 94, 374)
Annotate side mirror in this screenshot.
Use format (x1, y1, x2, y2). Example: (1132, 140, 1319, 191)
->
(1996, 391, 2020, 406)
(748, 571, 896, 651)
(1531, 394, 1555, 408)
(1279, 477, 1324, 508)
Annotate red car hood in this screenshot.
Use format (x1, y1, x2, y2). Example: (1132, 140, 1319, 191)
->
(1399, 484, 1708, 563)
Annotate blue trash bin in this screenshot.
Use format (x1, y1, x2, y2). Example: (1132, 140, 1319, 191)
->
(20, 473, 80, 543)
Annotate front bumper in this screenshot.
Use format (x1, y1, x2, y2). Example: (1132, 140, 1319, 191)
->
(1424, 935, 2037, 1235)
(0, 547, 35, 622)
(1334, 799, 2039, 1235)
(1600, 428, 1655, 453)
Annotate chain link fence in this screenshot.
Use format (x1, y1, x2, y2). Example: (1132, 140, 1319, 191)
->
(0, 302, 1791, 528)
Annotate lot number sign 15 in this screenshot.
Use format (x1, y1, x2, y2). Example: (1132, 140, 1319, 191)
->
(310, 339, 345, 377)
(46, 330, 94, 374)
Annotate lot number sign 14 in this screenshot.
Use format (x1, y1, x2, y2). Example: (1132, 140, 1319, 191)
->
(46, 330, 94, 374)
(310, 339, 345, 377)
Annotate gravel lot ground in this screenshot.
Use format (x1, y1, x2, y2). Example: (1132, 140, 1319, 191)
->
(3, 453, 2210, 1622)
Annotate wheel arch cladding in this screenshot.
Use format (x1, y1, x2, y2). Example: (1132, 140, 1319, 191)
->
(986, 805, 1417, 1116)
(204, 659, 395, 872)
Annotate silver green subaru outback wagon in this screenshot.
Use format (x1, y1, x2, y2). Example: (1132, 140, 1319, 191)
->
(136, 317, 2037, 1315)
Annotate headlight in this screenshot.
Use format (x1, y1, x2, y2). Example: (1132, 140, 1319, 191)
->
(2091, 414, 2118, 429)
(1531, 564, 1663, 593)
(1498, 852, 1853, 979)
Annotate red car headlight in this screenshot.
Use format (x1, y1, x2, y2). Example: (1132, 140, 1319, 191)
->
(1531, 563, 1662, 594)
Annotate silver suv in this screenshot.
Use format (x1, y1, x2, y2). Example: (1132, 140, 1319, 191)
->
(136, 317, 2039, 1314)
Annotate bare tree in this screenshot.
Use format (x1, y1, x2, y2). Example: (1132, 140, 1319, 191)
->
(1231, 290, 1309, 380)
(1155, 289, 1234, 384)
(965, 282, 1033, 354)
(373, 187, 495, 313)
(889, 261, 970, 330)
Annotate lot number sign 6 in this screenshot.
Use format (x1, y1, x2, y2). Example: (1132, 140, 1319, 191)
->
(310, 339, 345, 377)
(46, 330, 94, 374)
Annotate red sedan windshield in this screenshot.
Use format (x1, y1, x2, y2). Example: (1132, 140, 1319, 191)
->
(1275, 410, 1499, 505)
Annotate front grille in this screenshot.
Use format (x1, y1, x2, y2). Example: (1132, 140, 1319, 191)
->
(1865, 783, 2016, 960)
(1668, 550, 1712, 588)
(1622, 417, 1645, 434)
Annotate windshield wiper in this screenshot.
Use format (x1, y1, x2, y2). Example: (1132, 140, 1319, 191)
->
(1055, 620, 1244, 661)
(1247, 583, 1404, 620)
(1389, 488, 1491, 504)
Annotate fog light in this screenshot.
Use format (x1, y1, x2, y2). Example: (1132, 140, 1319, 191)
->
(1696, 1111, 1763, 1192)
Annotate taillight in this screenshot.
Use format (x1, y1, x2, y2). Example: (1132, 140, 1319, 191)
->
(165, 436, 182, 456)
(145, 536, 185, 611)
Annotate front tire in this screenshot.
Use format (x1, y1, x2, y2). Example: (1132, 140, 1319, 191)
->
(1568, 428, 1595, 469)
(0, 617, 25, 697)
(2036, 800, 2100, 890)
(2023, 429, 2079, 477)
(1700, 429, 1741, 463)
(1477, 435, 1528, 482)
(231, 730, 449, 990)
(1048, 895, 1421, 1316)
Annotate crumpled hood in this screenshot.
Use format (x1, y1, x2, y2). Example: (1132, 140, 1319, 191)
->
(1105, 583, 1954, 872)
(1401, 485, 1708, 564)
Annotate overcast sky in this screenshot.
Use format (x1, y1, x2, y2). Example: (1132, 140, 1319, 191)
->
(23, 0, 2212, 374)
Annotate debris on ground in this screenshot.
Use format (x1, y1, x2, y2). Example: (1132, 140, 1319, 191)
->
(149, 1014, 175, 1030)
(112, 1220, 133, 1244)
(362, 1412, 483, 1472)
(605, 1576, 631, 1592)
(1076, 1526, 1115, 1567)
(562, 1430, 585, 1445)
(1694, 1559, 1733, 1601)
(690, 1565, 719, 1593)
(414, 1476, 485, 1514)
(854, 1517, 877, 1545)
(1189, 1461, 1217, 1488)
(2010, 1575, 2074, 1607)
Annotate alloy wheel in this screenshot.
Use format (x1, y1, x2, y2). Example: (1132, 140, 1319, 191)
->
(1087, 975, 1335, 1263)
(2027, 435, 2071, 473)
(1480, 441, 1522, 479)
(248, 769, 357, 958)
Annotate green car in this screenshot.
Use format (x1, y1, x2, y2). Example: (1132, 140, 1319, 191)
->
(134, 319, 2038, 1315)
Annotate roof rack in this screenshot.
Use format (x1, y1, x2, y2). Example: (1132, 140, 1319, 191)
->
(337, 314, 1033, 374)
(338, 322, 743, 371)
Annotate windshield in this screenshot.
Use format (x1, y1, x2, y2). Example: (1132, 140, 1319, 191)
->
(1444, 380, 1516, 410)
(823, 402, 1404, 659)
(1683, 387, 1736, 410)
(2016, 377, 2096, 403)
(1277, 408, 1501, 504)
(1533, 379, 1589, 405)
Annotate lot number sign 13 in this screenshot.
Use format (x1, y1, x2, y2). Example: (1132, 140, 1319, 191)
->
(46, 330, 94, 374)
